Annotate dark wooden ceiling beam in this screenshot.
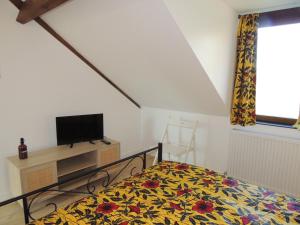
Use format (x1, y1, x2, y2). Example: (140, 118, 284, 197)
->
(35, 18, 141, 108)
(16, 0, 71, 24)
(9, 0, 23, 9)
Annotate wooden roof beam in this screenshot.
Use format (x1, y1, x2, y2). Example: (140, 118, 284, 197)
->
(15, 0, 71, 24)
(9, 0, 23, 9)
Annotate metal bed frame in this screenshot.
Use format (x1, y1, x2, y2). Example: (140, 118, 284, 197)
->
(0, 143, 163, 224)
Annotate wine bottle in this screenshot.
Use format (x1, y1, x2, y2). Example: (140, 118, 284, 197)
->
(18, 138, 28, 160)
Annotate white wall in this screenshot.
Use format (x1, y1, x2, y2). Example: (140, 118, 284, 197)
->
(163, 0, 238, 108)
(0, 1, 142, 200)
(42, 0, 227, 116)
(141, 107, 231, 173)
(142, 107, 300, 176)
(135, 0, 236, 173)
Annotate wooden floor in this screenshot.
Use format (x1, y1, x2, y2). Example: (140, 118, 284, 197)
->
(0, 156, 154, 225)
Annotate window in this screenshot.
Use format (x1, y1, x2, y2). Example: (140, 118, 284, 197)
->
(256, 8, 300, 126)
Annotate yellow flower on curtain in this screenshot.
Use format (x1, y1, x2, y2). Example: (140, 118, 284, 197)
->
(231, 14, 259, 126)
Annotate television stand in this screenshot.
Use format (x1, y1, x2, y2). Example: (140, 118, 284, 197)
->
(7, 139, 120, 206)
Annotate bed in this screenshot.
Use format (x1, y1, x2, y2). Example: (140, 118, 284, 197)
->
(29, 161, 300, 225)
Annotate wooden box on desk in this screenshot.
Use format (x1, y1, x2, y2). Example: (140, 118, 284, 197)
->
(6, 139, 120, 203)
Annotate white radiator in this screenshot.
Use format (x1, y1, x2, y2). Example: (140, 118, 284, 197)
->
(228, 129, 300, 197)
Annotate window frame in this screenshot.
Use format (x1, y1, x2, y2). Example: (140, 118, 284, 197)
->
(256, 115, 296, 127)
(256, 7, 300, 126)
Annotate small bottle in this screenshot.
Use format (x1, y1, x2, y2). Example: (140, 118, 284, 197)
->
(18, 138, 28, 160)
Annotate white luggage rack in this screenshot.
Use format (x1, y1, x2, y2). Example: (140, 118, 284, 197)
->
(154, 117, 199, 164)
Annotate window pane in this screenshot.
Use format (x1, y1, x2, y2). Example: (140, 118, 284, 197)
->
(256, 23, 300, 119)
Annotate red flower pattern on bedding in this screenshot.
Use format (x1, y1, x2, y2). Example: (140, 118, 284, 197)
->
(28, 161, 300, 225)
(192, 200, 214, 214)
(170, 202, 183, 211)
(177, 188, 192, 196)
(202, 179, 213, 184)
(142, 180, 160, 188)
(96, 202, 119, 214)
(128, 205, 140, 214)
(175, 163, 189, 170)
(119, 222, 129, 225)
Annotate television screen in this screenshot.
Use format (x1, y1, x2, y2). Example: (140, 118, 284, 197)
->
(56, 114, 103, 146)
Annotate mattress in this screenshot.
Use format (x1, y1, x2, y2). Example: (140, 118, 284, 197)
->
(30, 161, 300, 225)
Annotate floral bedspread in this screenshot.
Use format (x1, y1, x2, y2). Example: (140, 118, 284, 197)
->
(30, 161, 300, 225)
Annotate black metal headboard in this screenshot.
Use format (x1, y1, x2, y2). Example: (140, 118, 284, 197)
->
(0, 143, 163, 224)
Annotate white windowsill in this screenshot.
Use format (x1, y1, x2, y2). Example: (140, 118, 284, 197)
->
(232, 123, 300, 141)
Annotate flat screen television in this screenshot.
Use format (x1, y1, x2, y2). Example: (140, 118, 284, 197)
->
(56, 114, 103, 146)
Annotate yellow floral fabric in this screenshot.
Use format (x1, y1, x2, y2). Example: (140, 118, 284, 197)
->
(231, 14, 259, 126)
(30, 161, 300, 225)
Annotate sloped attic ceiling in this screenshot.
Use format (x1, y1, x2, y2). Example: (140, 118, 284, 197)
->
(163, 0, 237, 109)
(40, 0, 230, 115)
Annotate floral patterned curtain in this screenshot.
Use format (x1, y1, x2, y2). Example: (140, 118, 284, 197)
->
(230, 14, 259, 126)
